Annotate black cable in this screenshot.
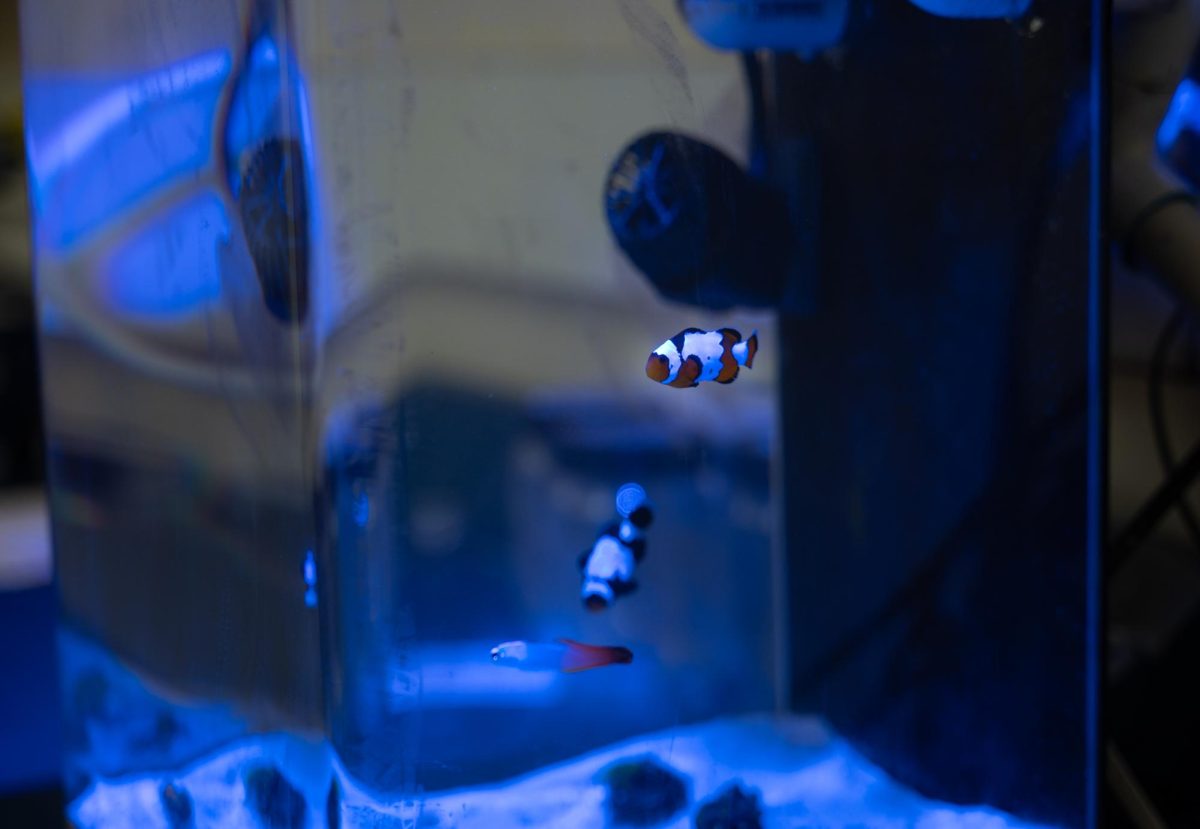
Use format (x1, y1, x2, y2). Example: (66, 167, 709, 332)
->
(1190, 324, 1200, 378)
(1147, 306, 1200, 555)
(1122, 191, 1197, 270)
(1109, 438, 1200, 577)
(792, 389, 1091, 698)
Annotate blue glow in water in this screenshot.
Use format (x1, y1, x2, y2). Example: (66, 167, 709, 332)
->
(102, 195, 228, 317)
(68, 715, 1051, 828)
(303, 551, 317, 609)
(1158, 77, 1200, 155)
(24, 50, 231, 251)
(906, 0, 1031, 18)
(614, 483, 647, 517)
(352, 492, 370, 528)
(390, 644, 561, 707)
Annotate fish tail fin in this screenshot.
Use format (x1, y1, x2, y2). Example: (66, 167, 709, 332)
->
(732, 330, 759, 369)
(745, 330, 758, 368)
(557, 639, 634, 673)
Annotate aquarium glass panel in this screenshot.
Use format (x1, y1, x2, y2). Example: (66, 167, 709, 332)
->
(20, 1, 1103, 827)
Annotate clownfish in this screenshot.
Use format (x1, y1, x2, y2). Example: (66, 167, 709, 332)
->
(646, 328, 758, 388)
(490, 639, 634, 673)
(579, 484, 653, 611)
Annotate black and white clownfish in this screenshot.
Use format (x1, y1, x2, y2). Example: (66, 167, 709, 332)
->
(579, 483, 653, 611)
(645, 328, 758, 388)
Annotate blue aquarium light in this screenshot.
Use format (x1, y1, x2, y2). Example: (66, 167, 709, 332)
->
(906, 0, 1031, 18)
(101, 195, 227, 317)
(24, 50, 231, 251)
(1157, 76, 1200, 155)
(303, 550, 318, 609)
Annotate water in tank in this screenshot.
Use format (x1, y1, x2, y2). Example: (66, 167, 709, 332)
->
(19, 1, 1103, 827)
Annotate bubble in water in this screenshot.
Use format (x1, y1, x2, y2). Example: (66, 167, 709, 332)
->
(615, 483, 647, 517)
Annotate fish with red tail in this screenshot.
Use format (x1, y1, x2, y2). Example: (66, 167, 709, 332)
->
(490, 639, 634, 673)
(646, 327, 758, 388)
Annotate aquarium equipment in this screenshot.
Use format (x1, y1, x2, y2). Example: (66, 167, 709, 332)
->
(19, 0, 1104, 826)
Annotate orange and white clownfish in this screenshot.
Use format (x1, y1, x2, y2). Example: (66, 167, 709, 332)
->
(645, 328, 758, 388)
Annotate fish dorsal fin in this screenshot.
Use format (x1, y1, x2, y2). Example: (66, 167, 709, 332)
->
(670, 327, 706, 351)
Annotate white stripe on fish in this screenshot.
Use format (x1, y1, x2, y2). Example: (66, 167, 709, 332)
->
(646, 327, 758, 387)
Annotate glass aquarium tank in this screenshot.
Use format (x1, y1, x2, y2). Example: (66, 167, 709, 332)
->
(19, 0, 1103, 827)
